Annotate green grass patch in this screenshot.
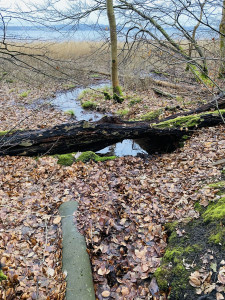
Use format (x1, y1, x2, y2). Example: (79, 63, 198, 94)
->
(81, 100, 97, 109)
(78, 88, 92, 100)
(116, 109, 129, 116)
(65, 110, 75, 116)
(19, 90, 30, 98)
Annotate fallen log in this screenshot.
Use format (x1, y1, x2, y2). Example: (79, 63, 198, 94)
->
(160, 92, 225, 122)
(0, 111, 224, 157)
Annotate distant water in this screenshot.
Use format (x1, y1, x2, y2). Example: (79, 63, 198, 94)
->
(2, 25, 216, 43)
(4, 28, 108, 42)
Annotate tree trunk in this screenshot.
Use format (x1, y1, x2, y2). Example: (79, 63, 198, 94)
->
(106, 0, 121, 96)
(0, 110, 224, 157)
(220, 0, 225, 76)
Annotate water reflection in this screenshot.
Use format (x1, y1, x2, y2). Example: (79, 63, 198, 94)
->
(51, 81, 148, 157)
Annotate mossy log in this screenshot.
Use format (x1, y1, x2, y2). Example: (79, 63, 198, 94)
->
(160, 92, 225, 122)
(0, 112, 224, 157)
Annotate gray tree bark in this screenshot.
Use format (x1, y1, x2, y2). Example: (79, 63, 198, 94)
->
(106, 0, 121, 96)
(220, 0, 225, 76)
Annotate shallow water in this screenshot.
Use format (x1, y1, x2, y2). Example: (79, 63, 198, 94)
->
(52, 83, 109, 122)
(51, 81, 148, 157)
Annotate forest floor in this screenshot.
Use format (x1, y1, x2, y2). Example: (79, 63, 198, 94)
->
(0, 75, 225, 299)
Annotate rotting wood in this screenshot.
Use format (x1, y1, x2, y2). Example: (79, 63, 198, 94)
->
(159, 92, 225, 122)
(152, 87, 177, 98)
(0, 111, 225, 157)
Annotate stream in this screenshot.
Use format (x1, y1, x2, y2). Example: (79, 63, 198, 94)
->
(51, 81, 148, 157)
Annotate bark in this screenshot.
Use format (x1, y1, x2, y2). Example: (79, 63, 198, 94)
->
(0, 110, 224, 157)
(159, 92, 225, 122)
(220, 0, 225, 76)
(106, 0, 121, 95)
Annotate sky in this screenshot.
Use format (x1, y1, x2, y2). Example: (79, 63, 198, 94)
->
(1, 0, 107, 26)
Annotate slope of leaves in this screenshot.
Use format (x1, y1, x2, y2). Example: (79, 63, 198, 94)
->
(73, 125, 224, 299)
(0, 125, 224, 299)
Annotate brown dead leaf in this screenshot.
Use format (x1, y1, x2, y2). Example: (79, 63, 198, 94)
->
(218, 267, 225, 284)
(217, 293, 225, 300)
(101, 290, 110, 297)
(53, 216, 61, 224)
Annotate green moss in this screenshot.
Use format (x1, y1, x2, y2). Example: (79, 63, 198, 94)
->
(182, 135, 189, 140)
(90, 74, 101, 78)
(129, 98, 142, 107)
(76, 151, 116, 163)
(208, 181, 225, 189)
(154, 266, 170, 291)
(0, 130, 18, 136)
(203, 197, 225, 222)
(103, 92, 111, 100)
(141, 109, 163, 121)
(164, 244, 201, 262)
(65, 110, 75, 116)
(165, 221, 179, 233)
(113, 93, 124, 103)
(154, 260, 189, 298)
(209, 227, 225, 246)
(19, 90, 30, 98)
(154, 114, 201, 129)
(6, 79, 14, 83)
(56, 153, 75, 166)
(194, 201, 205, 214)
(0, 130, 9, 136)
(116, 109, 129, 116)
(114, 85, 123, 96)
(168, 231, 178, 243)
(190, 65, 213, 87)
(0, 270, 7, 282)
(153, 110, 225, 129)
(81, 100, 97, 109)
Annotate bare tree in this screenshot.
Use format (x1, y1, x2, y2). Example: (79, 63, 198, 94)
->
(220, 0, 225, 77)
(106, 0, 122, 97)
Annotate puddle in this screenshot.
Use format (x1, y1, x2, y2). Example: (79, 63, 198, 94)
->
(97, 139, 147, 157)
(52, 82, 110, 122)
(50, 81, 148, 157)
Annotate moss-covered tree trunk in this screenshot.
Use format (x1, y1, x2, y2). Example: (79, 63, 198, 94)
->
(220, 0, 225, 76)
(106, 0, 121, 96)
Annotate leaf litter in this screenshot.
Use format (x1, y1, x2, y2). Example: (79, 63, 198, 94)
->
(1, 125, 225, 299)
(0, 82, 224, 300)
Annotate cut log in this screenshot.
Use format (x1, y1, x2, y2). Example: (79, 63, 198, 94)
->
(0, 112, 224, 157)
